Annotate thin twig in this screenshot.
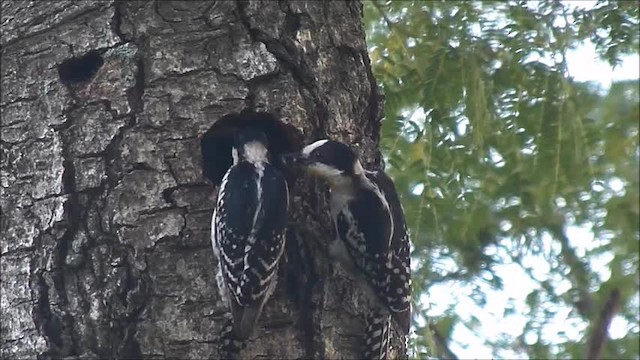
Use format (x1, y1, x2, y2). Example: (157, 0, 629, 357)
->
(371, 0, 397, 32)
(548, 219, 594, 318)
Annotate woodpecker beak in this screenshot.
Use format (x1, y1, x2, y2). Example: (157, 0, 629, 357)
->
(278, 152, 308, 168)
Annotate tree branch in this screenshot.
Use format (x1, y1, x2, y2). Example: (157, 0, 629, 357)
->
(585, 289, 621, 360)
(548, 219, 594, 318)
(428, 323, 459, 360)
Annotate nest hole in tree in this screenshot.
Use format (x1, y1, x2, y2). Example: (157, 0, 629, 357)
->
(200, 110, 304, 186)
(57, 50, 104, 85)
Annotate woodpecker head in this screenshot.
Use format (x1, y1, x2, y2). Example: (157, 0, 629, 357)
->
(280, 139, 364, 184)
(232, 128, 270, 165)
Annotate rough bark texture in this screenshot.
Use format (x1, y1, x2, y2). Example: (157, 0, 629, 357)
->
(1, 1, 392, 358)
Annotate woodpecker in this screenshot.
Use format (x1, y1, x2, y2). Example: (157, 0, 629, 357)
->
(211, 128, 289, 343)
(281, 139, 411, 359)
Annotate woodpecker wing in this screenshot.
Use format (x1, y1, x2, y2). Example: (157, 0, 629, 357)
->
(365, 170, 412, 334)
(366, 171, 410, 259)
(214, 161, 288, 339)
(335, 184, 393, 292)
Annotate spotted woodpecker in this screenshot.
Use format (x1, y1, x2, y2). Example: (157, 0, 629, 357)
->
(281, 140, 411, 359)
(211, 128, 289, 344)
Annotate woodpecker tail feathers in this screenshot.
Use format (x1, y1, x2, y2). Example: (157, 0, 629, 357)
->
(392, 306, 411, 336)
(229, 298, 266, 340)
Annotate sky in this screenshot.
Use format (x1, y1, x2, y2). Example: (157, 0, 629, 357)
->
(566, 44, 640, 87)
(563, 0, 639, 86)
(422, 43, 639, 359)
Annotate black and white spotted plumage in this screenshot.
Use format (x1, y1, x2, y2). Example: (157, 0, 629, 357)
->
(280, 139, 411, 359)
(211, 128, 288, 342)
(364, 311, 391, 359)
(331, 166, 411, 333)
(366, 170, 412, 326)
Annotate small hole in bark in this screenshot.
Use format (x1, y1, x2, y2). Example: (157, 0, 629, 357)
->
(58, 51, 104, 84)
(200, 110, 303, 186)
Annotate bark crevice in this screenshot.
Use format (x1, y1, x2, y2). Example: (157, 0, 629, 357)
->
(236, 0, 330, 137)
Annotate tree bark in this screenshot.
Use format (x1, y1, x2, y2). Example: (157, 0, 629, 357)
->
(1, 1, 392, 358)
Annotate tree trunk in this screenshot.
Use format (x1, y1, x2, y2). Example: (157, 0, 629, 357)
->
(1, 1, 393, 358)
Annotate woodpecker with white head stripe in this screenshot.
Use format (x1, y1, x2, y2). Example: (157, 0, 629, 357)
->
(211, 127, 289, 348)
(281, 139, 411, 359)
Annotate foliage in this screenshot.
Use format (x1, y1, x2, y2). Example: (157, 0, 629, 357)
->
(363, 1, 639, 359)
